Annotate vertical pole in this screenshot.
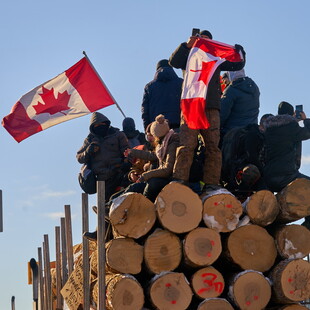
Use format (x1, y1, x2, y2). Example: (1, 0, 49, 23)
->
(55, 226, 62, 309)
(64, 205, 74, 276)
(30, 258, 38, 310)
(43, 235, 52, 310)
(0, 190, 3, 232)
(60, 217, 68, 286)
(97, 180, 106, 310)
(82, 193, 90, 309)
(37, 247, 44, 310)
(11, 296, 15, 310)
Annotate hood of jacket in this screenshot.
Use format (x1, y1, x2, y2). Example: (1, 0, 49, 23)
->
(229, 76, 260, 96)
(89, 112, 111, 133)
(154, 66, 179, 82)
(263, 114, 297, 130)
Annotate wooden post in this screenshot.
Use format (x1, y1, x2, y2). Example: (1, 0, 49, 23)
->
(60, 217, 68, 286)
(0, 190, 3, 232)
(82, 193, 90, 309)
(30, 258, 39, 310)
(11, 296, 15, 310)
(55, 226, 62, 309)
(97, 180, 106, 310)
(64, 205, 74, 276)
(43, 235, 52, 310)
(37, 247, 44, 310)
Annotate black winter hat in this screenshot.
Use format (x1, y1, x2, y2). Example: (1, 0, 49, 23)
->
(278, 101, 294, 116)
(156, 59, 171, 71)
(200, 30, 213, 39)
(122, 117, 136, 132)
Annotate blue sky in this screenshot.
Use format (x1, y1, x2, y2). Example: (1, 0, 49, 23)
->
(1, 0, 310, 308)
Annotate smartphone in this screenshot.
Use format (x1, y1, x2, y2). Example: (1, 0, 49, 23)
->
(192, 28, 200, 36)
(295, 105, 303, 119)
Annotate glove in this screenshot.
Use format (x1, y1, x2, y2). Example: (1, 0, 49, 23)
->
(235, 44, 246, 56)
(86, 143, 99, 155)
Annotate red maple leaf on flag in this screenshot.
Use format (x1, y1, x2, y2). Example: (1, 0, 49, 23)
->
(33, 86, 71, 115)
(190, 60, 216, 85)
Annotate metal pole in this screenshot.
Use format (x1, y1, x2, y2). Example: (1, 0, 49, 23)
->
(97, 180, 106, 310)
(82, 51, 126, 118)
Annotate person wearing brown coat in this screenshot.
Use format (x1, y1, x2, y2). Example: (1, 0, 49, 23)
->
(169, 30, 246, 191)
(123, 114, 179, 202)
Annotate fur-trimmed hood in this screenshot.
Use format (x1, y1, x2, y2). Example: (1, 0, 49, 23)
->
(263, 114, 297, 130)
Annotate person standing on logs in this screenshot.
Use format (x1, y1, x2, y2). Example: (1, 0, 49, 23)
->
(263, 103, 310, 229)
(168, 29, 246, 193)
(76, 112, 129, 201)
(141, 59, 183, 131)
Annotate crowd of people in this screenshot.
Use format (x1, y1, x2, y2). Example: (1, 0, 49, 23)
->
(77, 29, 310, 236)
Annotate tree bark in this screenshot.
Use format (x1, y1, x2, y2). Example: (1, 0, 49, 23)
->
(155, 182, 203, 233)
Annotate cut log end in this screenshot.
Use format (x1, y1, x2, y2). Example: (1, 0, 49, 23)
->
(191, 267, 224, 299)
(202, 192, 243, 233)
(271, 259, 310, 303)
(149, 272, 192, 310)
(183, 227, 222, 267)
(197, 298, 234, 310)
(144, 229, 182, 274)
(226, 224, 277, 272)
(155, 183, 203, 233)
(245, 190, 279, 226)
(106, 274, 144, 310)
(229, 270, 271, 310)
(109, 193, 156, 239)
(106, 238, 143, 274)
(274, 224, 310, 259)
(276, 178, 310, 223)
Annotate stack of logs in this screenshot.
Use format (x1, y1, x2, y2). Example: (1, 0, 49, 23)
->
(67, 178, 310, 309)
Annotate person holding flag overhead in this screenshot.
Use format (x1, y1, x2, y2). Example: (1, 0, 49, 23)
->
(169, 29, 246, 192)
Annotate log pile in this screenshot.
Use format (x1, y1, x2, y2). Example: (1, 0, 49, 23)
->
(62, 178, 310, 309)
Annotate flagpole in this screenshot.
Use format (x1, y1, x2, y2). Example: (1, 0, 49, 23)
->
(82, 51, 126, 118)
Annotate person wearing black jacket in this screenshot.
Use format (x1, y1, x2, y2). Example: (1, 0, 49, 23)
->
(263, 112, 310, 192)
(168, 30, 246, 191)
(141, 59, 183, 130)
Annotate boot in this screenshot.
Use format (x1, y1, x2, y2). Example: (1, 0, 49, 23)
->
(83, 230, 97, 242)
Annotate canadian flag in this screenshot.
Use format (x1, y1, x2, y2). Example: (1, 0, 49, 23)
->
(2, 57, 115, 142)
(181, 38, 243, 129)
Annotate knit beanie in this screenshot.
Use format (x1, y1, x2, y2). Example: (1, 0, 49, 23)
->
(240, 164, 261, 188)
(150, 114, 170, 138)
(278, 101, 294, 116)
(156, 59, 171, 71)
(200, 30, 213, 39)
(122, 117, 136, 133)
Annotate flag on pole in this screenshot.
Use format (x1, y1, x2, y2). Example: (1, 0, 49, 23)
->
(2, 57, 116, 142)
(181, 38, 243, 129)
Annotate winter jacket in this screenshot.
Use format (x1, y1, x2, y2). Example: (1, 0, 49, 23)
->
(141, 66, 183, 130)
(169, 42, 245, 110)
(76, 112, 129, 180)
(263, 115, 310, 192)
(220, 76, 260, 135)
(141, 132, 179, 181)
